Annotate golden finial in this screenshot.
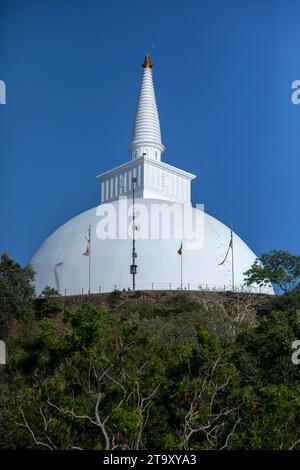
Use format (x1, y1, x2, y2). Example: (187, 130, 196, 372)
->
(142, 53, 153, 69)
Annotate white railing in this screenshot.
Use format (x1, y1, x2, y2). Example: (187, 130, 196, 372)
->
(36, 282, 272, 297)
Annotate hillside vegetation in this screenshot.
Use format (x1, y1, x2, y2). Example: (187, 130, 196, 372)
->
(1, 252, 300, 450)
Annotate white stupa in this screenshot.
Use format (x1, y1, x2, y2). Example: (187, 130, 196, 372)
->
(30, 54, 272, 295)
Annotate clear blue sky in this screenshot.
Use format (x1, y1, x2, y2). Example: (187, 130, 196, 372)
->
(1, 0, 299, 266)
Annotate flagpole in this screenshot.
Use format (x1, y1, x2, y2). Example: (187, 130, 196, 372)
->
(181, 245, 183, 290)
(130, 177, 137, 293)
(231, 223, 234, 292)
(88, 224, 91, 294)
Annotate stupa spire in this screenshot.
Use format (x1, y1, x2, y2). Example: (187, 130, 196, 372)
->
(129, 54, 165, 161)
(142, 53, 152, 69)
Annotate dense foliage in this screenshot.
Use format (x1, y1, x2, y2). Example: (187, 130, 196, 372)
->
(244, 250, 300, 293)
(0, 252, 35, 333)
(1, 252, 300, 450)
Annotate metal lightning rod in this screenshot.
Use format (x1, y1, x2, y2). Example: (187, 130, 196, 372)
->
(131, 177, 138, 292)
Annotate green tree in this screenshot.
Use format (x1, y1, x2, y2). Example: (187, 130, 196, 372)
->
(235, 308, 300, 389)
(36, 286, 64, 318)
(165, 326, 243, 450)
(0, 252, 35, 332)
(244, 250, 300, 293)
(1, 303, 164, 449)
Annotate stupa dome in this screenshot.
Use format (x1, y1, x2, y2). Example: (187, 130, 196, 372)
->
(30, 55, 273, 296)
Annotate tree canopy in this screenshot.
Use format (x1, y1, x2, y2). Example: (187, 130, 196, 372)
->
(1, 252, 300, 449)
(0, 252, 35, 333)
(244, 250, 300, 293)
